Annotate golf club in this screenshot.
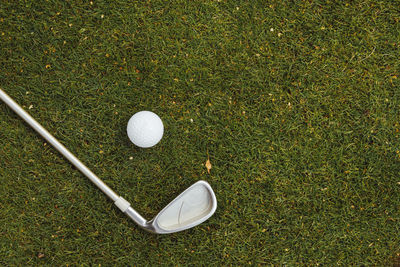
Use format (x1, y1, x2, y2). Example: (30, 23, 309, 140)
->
(0, 88, 217, 234)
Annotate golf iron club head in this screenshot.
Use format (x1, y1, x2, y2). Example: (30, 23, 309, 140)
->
(121, 180, 217, 234)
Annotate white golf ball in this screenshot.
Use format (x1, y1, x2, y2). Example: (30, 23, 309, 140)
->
(127, 111, 164, 148)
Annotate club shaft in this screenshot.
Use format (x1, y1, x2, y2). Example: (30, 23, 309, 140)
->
(0, 89, 119, 202)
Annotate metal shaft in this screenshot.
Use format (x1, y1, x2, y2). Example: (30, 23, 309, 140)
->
(0, 89, 119, 202)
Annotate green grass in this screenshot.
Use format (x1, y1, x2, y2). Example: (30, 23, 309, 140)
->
(1, 0, 400, 265)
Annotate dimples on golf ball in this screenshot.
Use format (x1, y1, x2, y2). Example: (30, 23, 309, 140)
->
(127, 111, 164, 148)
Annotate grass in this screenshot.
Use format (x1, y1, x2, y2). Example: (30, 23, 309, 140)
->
(1, 0, 400, 265)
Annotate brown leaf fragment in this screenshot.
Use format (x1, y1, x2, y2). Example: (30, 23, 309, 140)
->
(205, 159, 212, 174)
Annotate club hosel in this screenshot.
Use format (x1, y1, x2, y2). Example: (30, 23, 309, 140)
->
(125, 207, 149, 228)
(114, 197, 148, 227)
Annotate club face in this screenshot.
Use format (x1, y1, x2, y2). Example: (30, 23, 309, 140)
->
(148, 180, 217, 234)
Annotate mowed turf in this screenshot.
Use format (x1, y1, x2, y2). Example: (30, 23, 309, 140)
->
(1, 0, 399, 265)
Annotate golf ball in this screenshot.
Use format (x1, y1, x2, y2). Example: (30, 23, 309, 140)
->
(127, 111, 164, 148)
